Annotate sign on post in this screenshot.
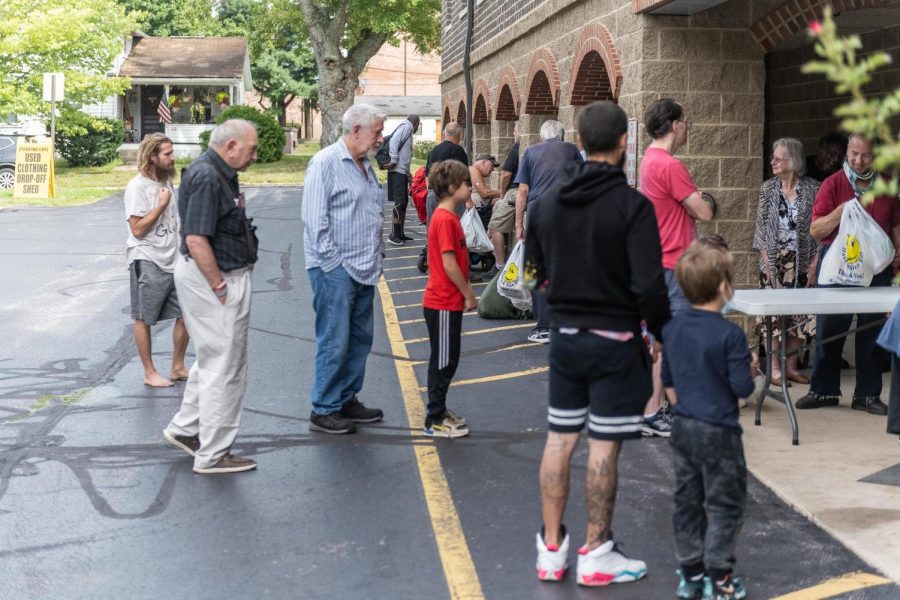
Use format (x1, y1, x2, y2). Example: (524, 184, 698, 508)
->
(625, 117, 638, 188)
(42, 73, 65, 102)
(13, 141, 55, 199)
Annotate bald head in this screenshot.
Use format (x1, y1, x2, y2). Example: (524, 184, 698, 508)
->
(444, 122, 462, 143)
(209, 118, 258, 171)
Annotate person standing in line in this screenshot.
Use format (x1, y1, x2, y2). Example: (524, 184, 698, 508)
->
(805, 132, 848, 183)
(752, 138, 820, 387)
(124, 132, 190, 388)
(662, 242, 754, 600)
(488, 123, 520, 268)
(639, 98, 713, 436)
(422, 160, 477, 438)
(302, 104, 387, 434)
(163, 119, 259, 474)
(385, 114, 420, 246)
(527, 101, 670, 586)
(514, 119, 583, 344)
(425, 123, 470, 223)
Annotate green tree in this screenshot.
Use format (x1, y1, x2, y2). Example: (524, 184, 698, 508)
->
(803, 7, 899, 202)
(118, 0, 220, 36)
(0, 0, 137, 117)
(293, 0, 441, 145)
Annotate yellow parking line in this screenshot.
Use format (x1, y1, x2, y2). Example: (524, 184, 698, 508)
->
(399, 312, 479, 325)
(376, 276, 485, 600)
(385, 274, 429, 282)
(771, 572, 891, 599)
(384, 265, 422, 272)
(486, 342, 540, 354)
(394, 302, 424, 309)
(417, 367, 549, 391)
(405, 322, 534, 344)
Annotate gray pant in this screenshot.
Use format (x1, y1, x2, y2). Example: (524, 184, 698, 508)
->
(670, 417, 746, 576)
(166, 255, 252, 469)
(889, 355, 900, 435)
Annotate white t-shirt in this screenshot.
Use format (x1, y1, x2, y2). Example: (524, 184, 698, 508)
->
(124, 174, 179, 272)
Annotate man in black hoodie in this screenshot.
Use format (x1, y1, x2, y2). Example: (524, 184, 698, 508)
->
(526, 101, 671, 586)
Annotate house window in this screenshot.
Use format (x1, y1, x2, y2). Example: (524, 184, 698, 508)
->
(167, 86, 230, 124)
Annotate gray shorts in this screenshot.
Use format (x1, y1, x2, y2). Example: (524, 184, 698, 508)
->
(130, 260, 181, 325)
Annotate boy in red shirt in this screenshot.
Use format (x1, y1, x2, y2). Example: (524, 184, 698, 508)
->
(423, 160, 478, 437)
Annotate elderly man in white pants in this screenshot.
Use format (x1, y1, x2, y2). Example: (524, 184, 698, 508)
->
(162, 119, 260, 474)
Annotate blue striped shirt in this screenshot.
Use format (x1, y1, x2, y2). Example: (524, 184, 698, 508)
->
(302, 138, 385, 285)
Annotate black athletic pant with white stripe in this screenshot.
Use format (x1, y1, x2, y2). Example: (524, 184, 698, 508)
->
(423, 308, 462, 427)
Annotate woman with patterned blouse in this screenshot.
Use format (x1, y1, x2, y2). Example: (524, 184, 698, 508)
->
(752, 137, 821, 386)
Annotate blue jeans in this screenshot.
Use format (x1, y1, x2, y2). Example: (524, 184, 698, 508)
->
(665, 269, 692, 316)
(308, 266, 375, 415)
(810, 246, 892, 399)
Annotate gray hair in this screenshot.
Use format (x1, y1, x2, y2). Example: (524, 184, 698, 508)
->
(540, 120, 565, 141)
(773, 137, 805, 177)
(209, 119, 257, 148)
(343, 104, 386, 134)
(847, 132, 872, 149)
(444, 122, 462, 139)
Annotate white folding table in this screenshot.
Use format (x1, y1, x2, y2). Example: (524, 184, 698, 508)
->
(729, 287, 900, 445)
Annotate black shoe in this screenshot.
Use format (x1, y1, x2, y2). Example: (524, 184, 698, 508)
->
(841, 358, 851, 369)
(851, 397, 888, 416)
(310, 411, 357, 434)
(340, 397, 384, 423)
(387, 235, 403, 246)
(400, 234, 414, 241)
(795, 393, 840, 409)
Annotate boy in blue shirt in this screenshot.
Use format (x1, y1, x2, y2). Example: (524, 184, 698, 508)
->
(662, 241, 755, 600)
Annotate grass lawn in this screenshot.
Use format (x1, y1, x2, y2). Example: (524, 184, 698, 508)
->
(0, 140, 427, 209)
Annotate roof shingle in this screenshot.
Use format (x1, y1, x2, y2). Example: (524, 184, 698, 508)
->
(119, 37, 248, 79)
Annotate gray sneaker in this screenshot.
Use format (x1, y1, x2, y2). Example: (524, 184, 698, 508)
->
(641, 408, 672, 437)
(193, 453, 257, 474)
(163, 429, 200, 457)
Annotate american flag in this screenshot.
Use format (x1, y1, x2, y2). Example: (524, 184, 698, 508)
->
(157, 91, 172, 124)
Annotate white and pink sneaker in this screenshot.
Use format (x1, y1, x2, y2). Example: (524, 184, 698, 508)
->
(576, 539, 647, 586)
(535, 529, 570, 581)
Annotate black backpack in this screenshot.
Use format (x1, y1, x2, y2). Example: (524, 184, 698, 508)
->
(375, 123, 412, 169)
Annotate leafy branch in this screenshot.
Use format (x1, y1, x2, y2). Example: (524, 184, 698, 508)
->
(802, 6, 899, 203)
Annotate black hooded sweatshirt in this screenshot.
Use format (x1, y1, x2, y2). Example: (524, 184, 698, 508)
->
(523, 160, 671, 341)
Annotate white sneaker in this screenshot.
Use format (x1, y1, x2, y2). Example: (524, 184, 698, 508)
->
(576, 539, 647, 586)
(536, 530, 569, 581)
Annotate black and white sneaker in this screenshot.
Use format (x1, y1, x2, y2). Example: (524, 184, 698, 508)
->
(340, 397, 384, 423)
(387, 235, 404, 246)
(641, 407, 672, 437)
(310, 411, 357, 434)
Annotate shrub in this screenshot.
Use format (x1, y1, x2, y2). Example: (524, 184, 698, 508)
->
(56, 111, 124, 167)
(413, 139, 436, 161)
(211, 105, 284, 163)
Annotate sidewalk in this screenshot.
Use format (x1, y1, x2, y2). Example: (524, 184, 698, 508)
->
(741, 370, 900, 584)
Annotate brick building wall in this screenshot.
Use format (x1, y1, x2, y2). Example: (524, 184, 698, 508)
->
(766, 24, 900, 156)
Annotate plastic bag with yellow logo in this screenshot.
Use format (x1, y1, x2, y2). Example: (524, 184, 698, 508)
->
(818, 198, 894, 287)
(497, 240, 532, 308)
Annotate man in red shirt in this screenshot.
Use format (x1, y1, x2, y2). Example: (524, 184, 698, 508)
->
(638, 99, 713, 436)
(796, 134, 900, 415)
(423, 160, 478, 438)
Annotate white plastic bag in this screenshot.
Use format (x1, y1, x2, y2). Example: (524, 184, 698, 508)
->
(818, 198, 894, 287)
(497, 240, 532, 309)
(461, 207, 493, 253)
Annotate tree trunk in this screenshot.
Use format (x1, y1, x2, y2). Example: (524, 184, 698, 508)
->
(318, 57, 359, 147)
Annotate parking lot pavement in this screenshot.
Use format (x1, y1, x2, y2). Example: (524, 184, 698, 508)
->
(0, 187, 897, 599)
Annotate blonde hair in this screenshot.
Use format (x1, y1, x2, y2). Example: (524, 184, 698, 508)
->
(137, 133, 173, 180)
(676, 242, 734, 305)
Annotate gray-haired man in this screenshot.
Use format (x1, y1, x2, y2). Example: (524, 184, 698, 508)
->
(385, 114, 421, 246)
(163, 119, 259, 474)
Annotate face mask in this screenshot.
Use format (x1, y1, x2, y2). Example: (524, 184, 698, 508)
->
(720, 282, 735, 315)
(843, 160, 874, 197)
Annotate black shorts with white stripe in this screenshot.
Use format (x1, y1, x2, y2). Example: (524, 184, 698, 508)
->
(547, 329, 651, 440)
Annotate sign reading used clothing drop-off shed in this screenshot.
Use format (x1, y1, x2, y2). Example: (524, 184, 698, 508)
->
(13, 143, 55, 199)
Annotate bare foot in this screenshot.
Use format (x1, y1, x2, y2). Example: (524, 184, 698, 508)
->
(170, 367, 189, 381)
(145, 372, 174, 388)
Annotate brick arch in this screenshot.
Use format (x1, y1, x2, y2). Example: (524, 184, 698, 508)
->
(569, 23, 623, 104)
(495, 66, 521, 121)
(750, 0, 900, 52)
(456, 100, 466, 125)
(524, 48, 561, 115)
(473, 79, 491, 124)
(443, 106, 451, 127)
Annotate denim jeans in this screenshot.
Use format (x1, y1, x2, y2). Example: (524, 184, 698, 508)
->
(308, 265, 375, 415)
(671, 417, 746, 576)
(665, 269, 692, 316)
(810, 246, 892, 399)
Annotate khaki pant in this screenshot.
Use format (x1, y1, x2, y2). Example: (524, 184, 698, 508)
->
(166, 255, 252, 469)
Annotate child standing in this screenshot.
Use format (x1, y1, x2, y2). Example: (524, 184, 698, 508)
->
(422, 160, 477, 438)
(662, 241, 755, 600)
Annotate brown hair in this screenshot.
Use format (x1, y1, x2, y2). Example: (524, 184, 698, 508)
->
(696, 233, 729, 250)
(675, 241, 734, 305)
(137, 133, 173, 180)
(427, 159, 470, 199)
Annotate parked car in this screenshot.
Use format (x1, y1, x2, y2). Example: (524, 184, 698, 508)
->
(0, 134, 15, 190)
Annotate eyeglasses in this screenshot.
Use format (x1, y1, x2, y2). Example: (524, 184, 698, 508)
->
(770, 156, 789, 164)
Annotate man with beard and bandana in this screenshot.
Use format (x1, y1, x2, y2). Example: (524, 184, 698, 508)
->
(797, 133, 900, 415)
(124, 132, 190, 388)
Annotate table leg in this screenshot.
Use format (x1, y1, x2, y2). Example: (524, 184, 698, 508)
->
(755, 315, 772, 426)
(779, 314, 800, 445)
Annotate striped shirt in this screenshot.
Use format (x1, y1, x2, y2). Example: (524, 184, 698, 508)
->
(302, 138, 385, 286)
